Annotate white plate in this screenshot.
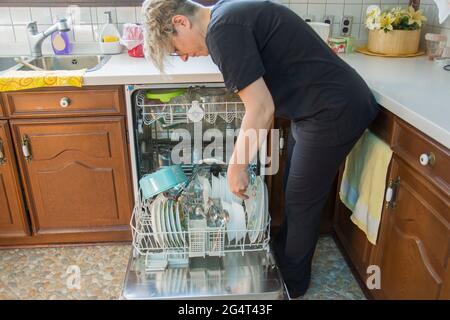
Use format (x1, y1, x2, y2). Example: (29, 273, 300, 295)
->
(166, 200, 178, 247)
(174, 201, 186, 246)
(151, 194, 163, 247)
(231, 201, 247, 243)
(258, 181, 269, 242)
(245, 178, 261, 243)
(160, 198, 170, 247)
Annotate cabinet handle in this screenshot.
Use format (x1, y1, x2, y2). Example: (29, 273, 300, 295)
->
(279, 128, 285, 156)
(60, 97, 71, 108)
(0, 139, 6, 165)
(21, 135, 32, 162)
(385, 177, 400, 209)
(419, 152, 436, 167)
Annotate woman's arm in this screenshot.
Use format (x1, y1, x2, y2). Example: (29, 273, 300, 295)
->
(227, 77, 275, 199)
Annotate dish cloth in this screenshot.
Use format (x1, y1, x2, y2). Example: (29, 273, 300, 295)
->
(0, 69, 85, 92)
(339, 130, 393, 245)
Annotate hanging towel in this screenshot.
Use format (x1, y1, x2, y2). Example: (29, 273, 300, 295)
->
(0, 69, 85, 92)
(339, 130, 393, 245)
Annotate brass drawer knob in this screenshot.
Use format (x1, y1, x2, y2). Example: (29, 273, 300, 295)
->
(60, 97, 71, 108)
(419, 152, 436, 167)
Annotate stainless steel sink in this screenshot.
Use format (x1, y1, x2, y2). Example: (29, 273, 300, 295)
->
(0, 56, 19, 72)
(17, 55, 111, 72)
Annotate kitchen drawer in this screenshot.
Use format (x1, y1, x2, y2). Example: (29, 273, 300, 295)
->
(1, 85, 125, 118)
(393, 118, 450, 189)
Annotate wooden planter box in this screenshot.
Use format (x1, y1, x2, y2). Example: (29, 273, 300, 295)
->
(368, 29, 421, 55)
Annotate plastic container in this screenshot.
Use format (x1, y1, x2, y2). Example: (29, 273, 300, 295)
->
(139, 165, 188, 200)
(425, 33, 447, 60)
(51, 30, 72, 55)
(145, 88, 186, 103)
(99, 11, 123, 55)
(120, 23, 145, 58)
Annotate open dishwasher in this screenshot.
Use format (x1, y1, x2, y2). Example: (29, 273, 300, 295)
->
(121, 84, 286, 300)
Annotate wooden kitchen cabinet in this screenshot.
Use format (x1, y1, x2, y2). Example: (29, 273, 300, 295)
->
(2, 85, 125, 118)
(0, 121, 30, 238)
(333, 108, 450, 300)
(371, 155, 449, 299)
(6, 116, 134, 245)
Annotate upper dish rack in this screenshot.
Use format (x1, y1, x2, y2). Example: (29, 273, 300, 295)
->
(135, 92, 246, 126)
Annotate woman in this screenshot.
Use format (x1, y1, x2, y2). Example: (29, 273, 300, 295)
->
(142, 0, 379, 298)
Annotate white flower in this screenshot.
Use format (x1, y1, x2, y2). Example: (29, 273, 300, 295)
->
(366, 5, 381, 18)
(365, 15, 381, 30)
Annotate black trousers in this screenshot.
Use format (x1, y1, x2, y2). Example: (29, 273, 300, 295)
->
(272, 120, 367, 298)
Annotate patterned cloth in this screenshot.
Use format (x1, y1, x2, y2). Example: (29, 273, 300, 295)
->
(0, 69, 85, 92)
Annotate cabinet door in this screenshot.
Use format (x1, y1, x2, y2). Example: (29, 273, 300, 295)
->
(372, 156, 449, 300)
(10, 117, 133, 239)
(0, 121, 29, 238)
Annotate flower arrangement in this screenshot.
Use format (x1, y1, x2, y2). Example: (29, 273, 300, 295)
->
(365, 5, 427, 33)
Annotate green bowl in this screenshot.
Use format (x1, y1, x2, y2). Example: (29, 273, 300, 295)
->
(145, 89, 186, 103)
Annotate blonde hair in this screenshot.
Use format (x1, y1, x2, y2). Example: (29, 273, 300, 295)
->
(141, 0, 201, 72)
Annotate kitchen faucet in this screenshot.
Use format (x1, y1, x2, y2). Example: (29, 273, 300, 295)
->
(26, 18, 70, 58)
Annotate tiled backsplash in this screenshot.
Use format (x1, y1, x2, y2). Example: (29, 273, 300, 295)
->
(0, 1, 449, 53)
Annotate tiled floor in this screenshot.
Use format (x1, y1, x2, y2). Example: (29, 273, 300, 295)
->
(0, 236, 365, 300)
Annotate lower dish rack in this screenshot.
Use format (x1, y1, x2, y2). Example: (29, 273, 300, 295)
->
(130, 170, 271, 272)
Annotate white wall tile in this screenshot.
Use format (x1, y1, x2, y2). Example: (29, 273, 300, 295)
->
(345, 0, 363, 4)
(0, 8, 12, 25)
(30, 7, 52, 25)
(380, 0, 399, 5)
(308, 4, 327, 21)
(325, 4, 344, 20)
(290, 3, 309, 18)
(116, 7, 137, 23)
(12, 25, 28, 42)
(350, 23, 360, 38)
(69, 6, 93, 25)
(10, 7, 31, 24)
(50, 7, 72, 24)
(0, 26, 15, 44)
(421, 4, 437, 26)
(327, 0, 345, 3)
(96, 7, 118, 24)
(344, 4, 363, 23)
(398, 0, 410, 4)
(359, 23, 368, 40)
(136, 7, 145, 24)
(74, 24, 94, 42)
(291, 0, 310, 3)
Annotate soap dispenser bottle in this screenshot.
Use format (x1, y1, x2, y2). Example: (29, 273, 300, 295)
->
(51, 17, 72, 55)
(99, 11, 122, 54)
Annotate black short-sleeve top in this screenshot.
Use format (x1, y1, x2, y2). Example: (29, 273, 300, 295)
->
(206, 0, 379, 145)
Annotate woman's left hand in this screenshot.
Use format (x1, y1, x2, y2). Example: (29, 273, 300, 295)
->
(227, 164, 249, 200)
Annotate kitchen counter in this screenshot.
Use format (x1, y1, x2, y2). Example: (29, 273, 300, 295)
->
(1, 51, 445, 149)
(85, 52, 450, 149)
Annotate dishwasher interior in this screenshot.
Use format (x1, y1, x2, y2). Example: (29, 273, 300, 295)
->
(121, 84, 286, 300)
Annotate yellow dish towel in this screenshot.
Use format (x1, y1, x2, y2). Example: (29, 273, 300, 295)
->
(339, 130, 393, 245)
(0, 69, 85, 92)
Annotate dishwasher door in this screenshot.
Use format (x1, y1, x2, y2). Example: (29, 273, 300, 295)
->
(121, 84, 286, 300)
